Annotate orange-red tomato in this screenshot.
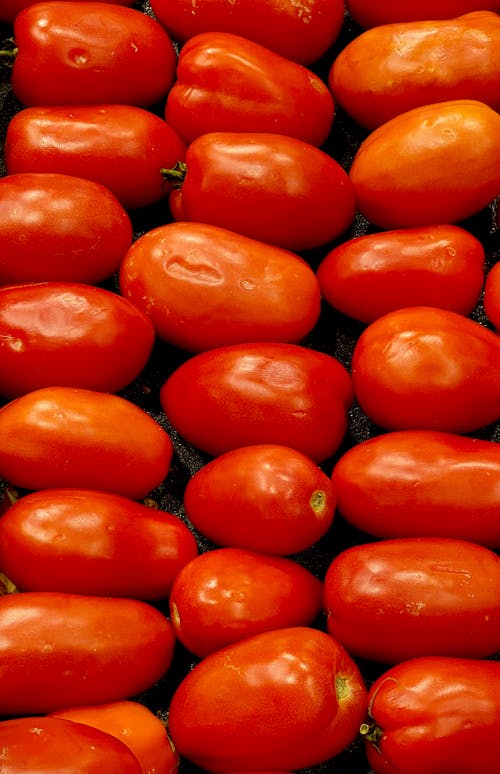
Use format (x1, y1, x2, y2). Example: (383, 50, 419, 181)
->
(346, 0, 500, 29)
(484, 261, 500, 331)
(0, 0, 135, 23)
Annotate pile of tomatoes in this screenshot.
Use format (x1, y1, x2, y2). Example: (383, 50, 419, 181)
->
(0, 0, 499, 772)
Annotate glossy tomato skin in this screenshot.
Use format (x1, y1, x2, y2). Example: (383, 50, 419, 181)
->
(0, 172, 132, 284)
(119, 222, 321, 352)
(0, 386, 173, 499)
(183, 444, 336, 555)
(0, 488, 199, 599)
(167, 132, 356, 252)
(160, 343, 353, 462)
(349, 99, 500, 228)
(346, 0, 500, 28)
(0, 0, 135, 24)
(4, 105, 186, 209)
(484, 261, 500, 331)
(164, 32, 334, 146)
(332, 430, 500, 547)
(324, 537, 500, 663)
(362, 656, 500, 774)
(316, 224, 485, 323)
(351, 306, 500, 433)
(0, 591, 176, 715)
(167, 626, 368, 772)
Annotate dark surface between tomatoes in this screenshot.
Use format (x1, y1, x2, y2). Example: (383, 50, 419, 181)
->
(0, 5, 499, 774)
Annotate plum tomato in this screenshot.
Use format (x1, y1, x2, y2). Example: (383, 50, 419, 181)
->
(484, 261, 500, 331)
(0, 0, 135, 24)
(346, 0, 500, 29)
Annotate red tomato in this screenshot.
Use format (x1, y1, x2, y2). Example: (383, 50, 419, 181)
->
(164, 32, 334, 146)
(164, 132, 356, 252)
(332, 430, 500, 547)
(316, 224, 485, 323)
(0, 386, 173, 499)
(0, 716, 142, 772)
(0, 0, 135, 24)
(149, 0, 345, 65)
(361, 656, 500, 774)
(183, 444, 336, 555)
(167, 626, 368, 771)
(351, 306, 500, 433)
(0, 281, 155, 397)
(0, 591, 175, 715)
(324, 537, 500, 663)
(484, 261, 500, 331)
(11, 1, 177, 107)
(119, 222, 321, 352)
(349, 99, 500, 228)
(4, 105, 186, 209)
(169, 547, 323, 657)
(330, 12, 500, 129)
(0, 488, 198, 599)
(160, 343, 353, 462)
(346, 0, 500, 28)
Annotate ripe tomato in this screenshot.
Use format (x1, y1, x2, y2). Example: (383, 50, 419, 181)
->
(349, 99, 500, 228)
(4, 105, 186, 210)
(0, 488, 198, 599)
(0, 0, 135, 24)
(164, 32, 334, 146)
(351, 306, 500, 433)
(484, 261, 500, 331)
(0, 386, 173, 499)
(167, 626, 368, 771)
(163, 131, 356, 252)
(361, 656, 500, 774)
(0, 591, 175, 715)
(183, 444, 336, 555)
(346, 0, 500, 28)
(316, 224, 485, 323)
(160, 342, 353, 462)
(332, 430, 500, 547)
(324, 536, 500, 663)
(119, 222, 321, 352)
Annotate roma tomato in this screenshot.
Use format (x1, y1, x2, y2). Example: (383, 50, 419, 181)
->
(169, 547, 323, 657)
(0, 716, 142, 773)
(346, 0, 500, 28)
(0, 591, 176, 715)
(361, 656, 500, 774)
(0, 0, 135, 24)
(4, 105, 186, 210)
(0, 281, 155, 397)
(332, 430, 500, 547)
(163, 132, 356, 252)
(160, 343, 353, 462)
(330, 12, 500, 129)
(164, 32, 334, 146)
(183, 444, 336, 555)
(118, 222, 321, 352)
(316, 224, 485, 323)
(0, 386, 173, 499)
(349, 99, 500, 228)
(323, 536, 500, 663)
(484, 261, 500, 331)
(167, 626, 368, 771)
(10, 1, 177, 107)
(351, 306, 500, 433)
(0, 488, 198, 599)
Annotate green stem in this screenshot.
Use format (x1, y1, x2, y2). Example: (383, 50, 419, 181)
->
(160, 160, 187, 189)
(0, 38, 18, 68)
(359, 721, 384, 753)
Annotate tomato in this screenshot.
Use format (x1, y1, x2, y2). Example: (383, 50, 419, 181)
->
(332, 430, 500, 547)
(183, 444, 336, 555)
(324, 536, 500, 663)
(50, 701, 180, 774)
(4, 105, 186, 210)
(0, 488, 198, 599)
(169, 548, 323, 657)
(0, 281, 155, 398)
(160, 343, 353, 462)
(118, 222, 321, 352)
(167, 626, 368, 771)
(361, 656, 500, 774)
(0, 716, 142, 773)
(346, 0, 500, 29)
(0, 0, 135, 25)
(0, 386, 173, 499)
(163, 132, 356, 252)
(351, 306, 500, 433)
(10, 1, 177, 107)
(484, 261, 500, 331)
(164, 32, 334, 146)
(0, 591, 175, 715)
(316, 224, 485, 323)
(349, 99, 500, 229)
(149, 0, 345, 65)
